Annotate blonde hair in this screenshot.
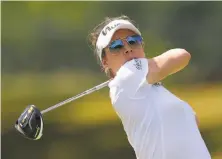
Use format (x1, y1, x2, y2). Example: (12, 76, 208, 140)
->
(88, 15, 137, 78)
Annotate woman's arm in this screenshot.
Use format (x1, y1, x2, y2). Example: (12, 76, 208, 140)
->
(147, 48, 191, 84)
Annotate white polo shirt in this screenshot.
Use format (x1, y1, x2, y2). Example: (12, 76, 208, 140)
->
(108, 58, 211, 159)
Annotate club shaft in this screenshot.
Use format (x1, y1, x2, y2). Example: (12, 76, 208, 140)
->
(41, 80, 110, 114)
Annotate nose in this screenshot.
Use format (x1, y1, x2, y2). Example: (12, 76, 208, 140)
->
(124, 48, 133, 54)
(123, 45, 134, 61)
(123, 42, 133, 55)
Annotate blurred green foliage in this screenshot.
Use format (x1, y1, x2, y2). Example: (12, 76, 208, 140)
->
(2, 1, 222, 159)
(2, 73, 222, 159)
(2, 1, 222, 82)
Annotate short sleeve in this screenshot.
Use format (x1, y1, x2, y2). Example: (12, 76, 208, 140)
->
(109, 58, 150, 99)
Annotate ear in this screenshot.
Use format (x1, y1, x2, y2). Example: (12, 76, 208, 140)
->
(101, 51, 109, 68)
(142, 41, 145, 48)
(101, 57, 108, 68)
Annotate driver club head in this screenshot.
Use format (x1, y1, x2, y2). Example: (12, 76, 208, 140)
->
(15, 105, 44, 140)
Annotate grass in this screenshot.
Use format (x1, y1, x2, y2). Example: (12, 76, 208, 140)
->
(2, 72, 222, 159)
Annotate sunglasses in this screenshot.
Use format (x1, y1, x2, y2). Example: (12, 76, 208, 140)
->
(108, 35, 143, 53)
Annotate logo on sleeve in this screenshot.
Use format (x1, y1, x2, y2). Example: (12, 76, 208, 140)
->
(134, 59, 142, 70)
(153, 82, 162, 87)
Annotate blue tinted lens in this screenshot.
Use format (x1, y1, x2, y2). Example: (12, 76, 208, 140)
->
(127, 35, 142, 45)
(109, 39, 124, 51)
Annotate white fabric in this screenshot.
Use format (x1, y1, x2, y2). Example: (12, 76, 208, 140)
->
(108, 58, 211, 159)
(96, 20, 141, 61)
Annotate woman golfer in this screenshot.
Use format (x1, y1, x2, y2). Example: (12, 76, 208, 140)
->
(89, 15, 211, 159)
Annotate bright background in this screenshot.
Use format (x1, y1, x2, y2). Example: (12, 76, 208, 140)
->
(2, 1, 222, 159)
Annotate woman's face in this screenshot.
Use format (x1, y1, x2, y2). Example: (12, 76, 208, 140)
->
(102, 29, 145, 75)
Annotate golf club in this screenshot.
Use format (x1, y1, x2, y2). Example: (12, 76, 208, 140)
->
(15, 80, 110, 140)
